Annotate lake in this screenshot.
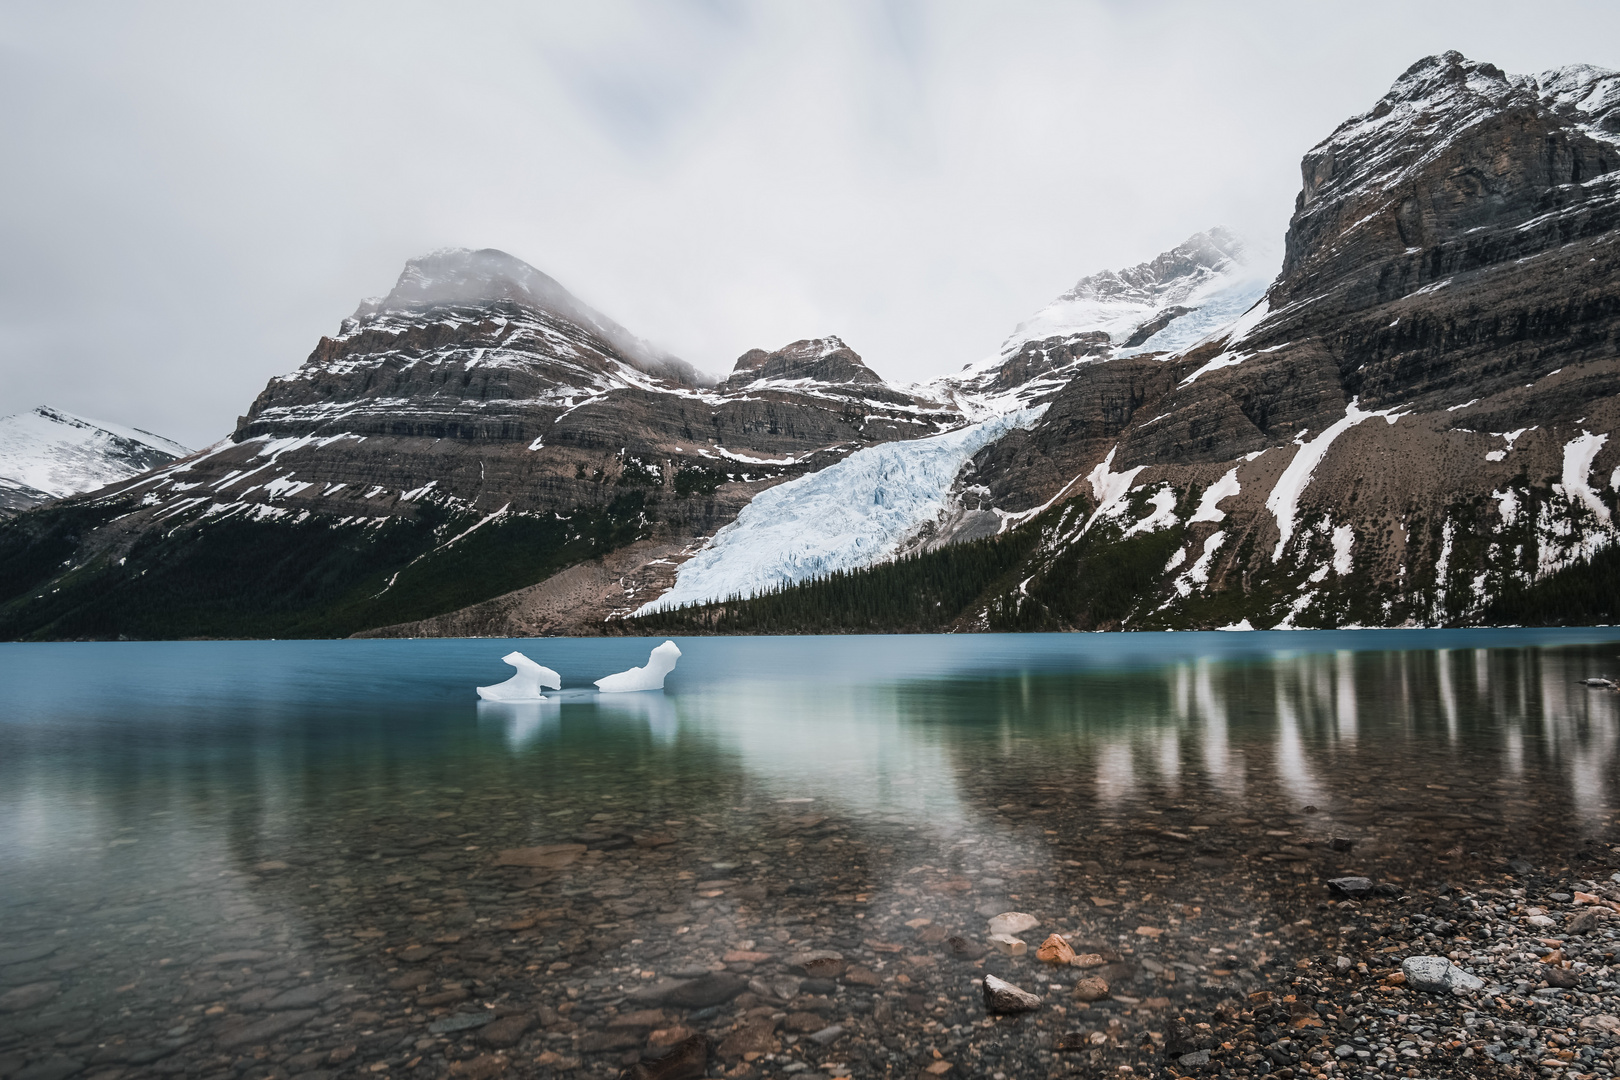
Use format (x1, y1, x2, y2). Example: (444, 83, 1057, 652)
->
(3, 629, 1620, 1080)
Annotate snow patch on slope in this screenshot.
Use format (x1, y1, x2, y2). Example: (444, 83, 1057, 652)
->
(1266, 400, 1405, 561)
(1191, 468, 1241, 523)
(637, 409, 1045, 612)
(1558, 431, 1611, 524)
(0, 406, 192, 502)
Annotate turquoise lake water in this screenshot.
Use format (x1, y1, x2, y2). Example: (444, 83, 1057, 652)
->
(3, 629, 1620, 1077)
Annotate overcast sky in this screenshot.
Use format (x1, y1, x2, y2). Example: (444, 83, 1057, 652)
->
(3, 1, 1619, 447)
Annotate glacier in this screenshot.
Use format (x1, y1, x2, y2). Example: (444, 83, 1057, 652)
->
(637, 409, 1044, 612)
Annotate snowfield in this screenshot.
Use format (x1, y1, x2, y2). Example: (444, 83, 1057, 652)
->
(0, 406, 191, 502)
(636, 409, 1044, 612)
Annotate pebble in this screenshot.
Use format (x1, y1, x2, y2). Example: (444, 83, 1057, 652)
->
(987, 934, 1026, 956)
(985, 911, 1038, 937)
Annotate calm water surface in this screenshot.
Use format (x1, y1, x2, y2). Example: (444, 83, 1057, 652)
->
(4, 630, 1620, 1079)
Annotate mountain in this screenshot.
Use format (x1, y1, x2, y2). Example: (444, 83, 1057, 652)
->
(0, 251, 972, 639)
(952, 50, 1620, 631)
(935, 227, 1268, 413)
(649, 51, 1620, 634)
(0, 406, 190, 517)
(5, 51, 1619, 639)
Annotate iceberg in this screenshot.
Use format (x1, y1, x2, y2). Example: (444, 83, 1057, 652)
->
(476, 651, 562, 701)
(595, 641, 681, 693)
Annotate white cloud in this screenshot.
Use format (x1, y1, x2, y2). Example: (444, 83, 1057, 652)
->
(1, 0, 1617, 445)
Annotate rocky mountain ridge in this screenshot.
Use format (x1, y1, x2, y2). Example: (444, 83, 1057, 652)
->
(932, 51, 1620, 631)
(0, 245, 995, 637)
(935, 227, 1268, 413)
(4, 50, 1619, 639)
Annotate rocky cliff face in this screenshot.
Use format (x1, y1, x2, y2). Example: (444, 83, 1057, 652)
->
(0, 250, 975, 638)
(954, 52, 1620, 630)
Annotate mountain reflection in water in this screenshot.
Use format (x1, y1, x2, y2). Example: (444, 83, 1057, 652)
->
(2, 630, 1618, 1078)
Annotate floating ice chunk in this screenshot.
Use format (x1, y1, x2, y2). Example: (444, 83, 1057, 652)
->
(476, 651, 562, 701)
(595, 641, 681, 693)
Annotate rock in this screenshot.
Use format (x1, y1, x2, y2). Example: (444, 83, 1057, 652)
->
(1035, 934, 1075, 965)
(620, 1033, 709, 1080)
(632, 834, 677, 849)
(12, 1058, 84, 1080)
(398, 945, 437, 963)
(842, 965, 880, 987)
(0, 982, 60, 1013)
(1547, 967, 1582, 989)
(1579, 1015, 1620, 1034)
(494, 844, 587, 869)
(1401, 955, 1483, 993)
(986, 912, 1039, 937)
(202, 949, 273, 964)
(641, 973, 747, 1009)
(981, 974, 1041, 1014)
(217, 1008, 319, 1049)
(717, 1018, 779, 1059)
(808, 1024, 844, 1046)
(647, 1026, 696, 1048)
(418, 986, 470, 1007)
(944, 936, 986, 960)
(1071, 976, 1109, 1002)
(479, 1015, 534, 1048)
(0, 944, 58, 967)
(609, 1009, 670, 1029)
(1326, 876, 1374, 897)
(388, 970, 432, 990)
(789, 951, 845, 978)
(578, 1029, 645, 1052)
(1508, 858, 1536, 876)
(427, 1013, 496, 1035)
(265, 983, 338, 1010)
(784, 1012, 825, 1033)
(447, 1053, 506, 1080)
(1177, 1050, 1210, 1068)
(987, 934, 1026, 956)
(1071, 953, 1106, 969)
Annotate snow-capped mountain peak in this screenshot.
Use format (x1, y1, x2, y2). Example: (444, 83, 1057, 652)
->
(0, 406, 192, 515)
(346, 247, 708, 387)
(936, 227, 1269, 411)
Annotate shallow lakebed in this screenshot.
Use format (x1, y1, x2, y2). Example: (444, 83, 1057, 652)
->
(4, 630, 1620, 1080)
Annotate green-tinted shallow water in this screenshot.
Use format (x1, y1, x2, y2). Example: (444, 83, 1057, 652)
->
(2, 629, 1619, 1079)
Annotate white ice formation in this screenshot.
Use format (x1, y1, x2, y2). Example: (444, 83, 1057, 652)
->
(476, 651, 563, 701)
(595, 641, 681, 693)
(637, 410, 1041, 613)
